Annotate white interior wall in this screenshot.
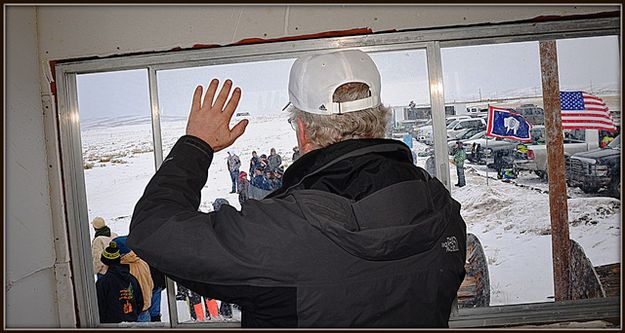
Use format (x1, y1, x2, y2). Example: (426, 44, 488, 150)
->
(5, 4, 618, 328)
(36, 5, 616, 61)
(5, 6, 60, 328)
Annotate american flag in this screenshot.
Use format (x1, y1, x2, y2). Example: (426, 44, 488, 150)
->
(560, 91, 617, 131)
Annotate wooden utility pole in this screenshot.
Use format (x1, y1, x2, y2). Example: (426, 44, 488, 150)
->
(539, 40, 571, 301)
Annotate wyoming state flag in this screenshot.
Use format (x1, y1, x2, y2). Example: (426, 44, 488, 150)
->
(486, 106, 532, 142)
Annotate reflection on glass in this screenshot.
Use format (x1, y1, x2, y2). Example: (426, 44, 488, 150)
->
(77, 69, 170, 324)
(441, 37, 621, 307)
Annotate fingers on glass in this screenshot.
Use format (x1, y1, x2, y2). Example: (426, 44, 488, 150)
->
(203, 79, 220, 110)
(191, 85, 203, 112)
(213, 79, 232, 110)
(224, 87, 241, 117)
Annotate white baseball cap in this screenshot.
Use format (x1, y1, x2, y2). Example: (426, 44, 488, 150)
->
(285, 49, 382, 115)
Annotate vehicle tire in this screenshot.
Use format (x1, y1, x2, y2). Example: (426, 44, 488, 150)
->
(609, 177, 620, 199)
(534, 170, 548, 180)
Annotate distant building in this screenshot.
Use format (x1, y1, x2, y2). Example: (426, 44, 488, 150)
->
(393, 102, 468, 124)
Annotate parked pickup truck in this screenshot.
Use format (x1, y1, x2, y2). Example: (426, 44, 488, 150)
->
(566, 135, 620, 198)
(416, 115, 471, 145)
(513, 126, 596, 179)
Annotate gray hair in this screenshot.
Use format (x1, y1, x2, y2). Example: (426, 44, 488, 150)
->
(289, 83, 390, 149)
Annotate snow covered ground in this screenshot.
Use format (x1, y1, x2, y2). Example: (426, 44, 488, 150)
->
(81, 113, 620, 323)
(412, 140, 620, 305)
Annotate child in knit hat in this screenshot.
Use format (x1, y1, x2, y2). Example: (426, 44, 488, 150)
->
(91, 217, 118, 279)
(96, 242, 144, 323)
(112, 236, 154, 322)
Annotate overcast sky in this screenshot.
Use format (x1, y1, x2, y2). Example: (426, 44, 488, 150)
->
(77, 35, 620, 121)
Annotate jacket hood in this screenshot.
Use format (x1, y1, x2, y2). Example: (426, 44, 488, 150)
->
(271, 138, 458, 260)
(294, 178, 454, 260)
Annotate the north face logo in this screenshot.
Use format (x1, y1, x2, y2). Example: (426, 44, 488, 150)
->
(319, 104, 327, 111)
(441, 236, 459, 253)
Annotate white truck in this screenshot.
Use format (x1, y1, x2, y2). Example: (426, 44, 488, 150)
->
(447, 118, 487, 140)
(416, 115, 471, 145)
(513, 126, 599, 179)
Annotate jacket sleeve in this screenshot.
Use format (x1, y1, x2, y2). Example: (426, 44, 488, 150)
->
(127, 136, 297, 300)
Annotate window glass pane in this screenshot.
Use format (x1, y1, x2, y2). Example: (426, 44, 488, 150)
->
(77, 69, 170, 324)
(369, 49, 435, 181)
(557, 35, 621, 300)
(157, 58, 297, 324)
(443, 41, 553, 307)
(441, 37, 621, 308)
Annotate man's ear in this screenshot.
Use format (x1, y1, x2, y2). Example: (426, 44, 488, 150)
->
(296, 117, 317, 155)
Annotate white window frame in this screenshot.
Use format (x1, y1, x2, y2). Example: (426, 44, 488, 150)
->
(53, 16, 620, 328)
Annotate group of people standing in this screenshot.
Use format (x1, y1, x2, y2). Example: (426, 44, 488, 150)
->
(91, 217, 165, 323)
(228, 147, 291, 204)
(92, 207, 237, 324)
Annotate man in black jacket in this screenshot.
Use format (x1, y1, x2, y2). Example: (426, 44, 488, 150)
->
(127, 49, 466, 327)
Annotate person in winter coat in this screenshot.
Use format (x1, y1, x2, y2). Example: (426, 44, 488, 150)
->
(91, 217, 118, 279)
(249, 151, 261, 175)
(128, 50, 466, 328)
(212, 198, 229, 211)
(259, 154, 269, 171)
(600, 134, 615, 148)
(176, 284, 203, 321)
(247, 170, 273, 200)
(425, 155, 436, 178)
(292, 146, 301, 162)
(453, 141, 466, 187)
(237, 171, 249, 205)
(250, 168, 273, 191)
(267, 148, 282, 172)
(227, 152, 241, 193)
(148, 266, 166, 322)
(113, 236, 154, 322)
(96, 241, 144, 323)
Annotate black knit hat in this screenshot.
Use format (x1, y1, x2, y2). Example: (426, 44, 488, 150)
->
(100, 241, 121, 267)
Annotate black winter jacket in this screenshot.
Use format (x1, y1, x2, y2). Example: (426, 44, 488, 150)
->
(96, 264, 144, 323)
(127, 135, 466, 327)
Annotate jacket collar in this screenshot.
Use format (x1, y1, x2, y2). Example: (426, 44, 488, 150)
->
(267, 138, 414, 199)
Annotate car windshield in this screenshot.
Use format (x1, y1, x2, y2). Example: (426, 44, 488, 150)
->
(531, 127, 546, 144)
(447, 120, 459, 129)
(608, 135, 620, 149)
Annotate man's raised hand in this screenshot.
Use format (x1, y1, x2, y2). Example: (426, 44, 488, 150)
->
(186, 79, 249, 152)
